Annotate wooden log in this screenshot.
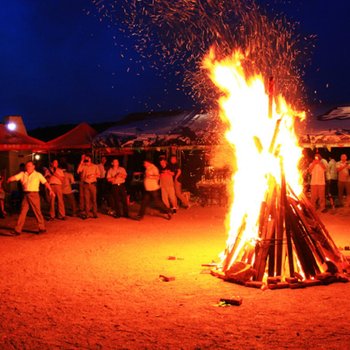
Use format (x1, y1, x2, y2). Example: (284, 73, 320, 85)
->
(219, 296, 243, 306)
(267, 276, 281, 284)
(303, 279, 323, 287)
(254, 185, 277, 280)
(268, 282, 289, 290)
(245, 281, 264, 288)
(285, 277, 298, 284)
(285, 202, 320, 278)
(289, 282, 306, 289)
(221, 215, 247, 272)
(276, 162, 286, 276)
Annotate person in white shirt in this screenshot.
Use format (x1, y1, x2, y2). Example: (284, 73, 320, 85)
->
(308, 154, 327, 212)
(135, 159, 172, 220)
(7, 161, 54, 235)
(106, 159, 129, 218)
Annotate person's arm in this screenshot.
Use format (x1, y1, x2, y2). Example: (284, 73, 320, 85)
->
(174, 168, 181, 180)
(106, 169, 113, 182)
(44, 182, 55, 197)
(7, 175, 17, 183)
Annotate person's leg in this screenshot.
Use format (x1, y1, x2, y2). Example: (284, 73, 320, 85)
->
(151, 190, 172, 215)
(137, 191, 150, 218)
(83, 184, 90, 216)
(319, 185, 326, 211)
(119, 185, 129, 217)
(55, 186, 65, 218)
(338, 181, 345, 206)
(90, 184, 98, 217)
(49, 187, 57, 218)
(113, 185, 122, 217)
(27, 193, 46, 231)
(174, 180, 189, 207)
(79, 182, 85, 212)
(160, 186, 170, 208)
(15, 195, 30, 232)
(310, 185, 317, 209)
(345, 182, 350, 206)
(167, 185, 178, 211)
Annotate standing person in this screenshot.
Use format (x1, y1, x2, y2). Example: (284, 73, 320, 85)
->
(169, 155, 189, 208)
(62, 167, 78, 217)
(77, 154, 86, 215)
(135, 159, 172, 221)
(7, 161, 55, 235)
(308, 153, 327, 212)
(45, 159, 66, 220)
(106, 159, 129, 218)
(159, 156, 178, 213)
(327, 156, 337, 208)
(336, 153, 350, 207)
(77, 155, 100, 219)
(0, 175, 6, 217)
(97, 156, 108, 208)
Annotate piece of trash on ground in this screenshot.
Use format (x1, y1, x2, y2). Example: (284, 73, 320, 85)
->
(159, 275, 176, 282)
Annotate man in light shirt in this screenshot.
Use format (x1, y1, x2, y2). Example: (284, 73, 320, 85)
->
(135, 159, 172, 221)
(7, 161, 55, 235)
(308, 154, 327, 212)
(106, 159, 129, 218)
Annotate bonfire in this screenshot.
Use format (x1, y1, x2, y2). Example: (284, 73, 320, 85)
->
(204, 49, 350, 289)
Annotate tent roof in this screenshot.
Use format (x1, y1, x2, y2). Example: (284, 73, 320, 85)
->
(297, 106, 350, 148)
(0, 124, 46, 151)
(93, 107, 350, 150)
(93, 111, 224, 149)
(46, 122, 98, 150)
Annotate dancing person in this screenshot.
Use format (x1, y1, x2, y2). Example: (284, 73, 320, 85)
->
(135, 159, 172, 221)
(159, 156, 178, 213)
(7, 161, 55, 235)
(308, 153, 327, 212)
(77, 155, 100, 219)
(169, 155, 189, 208)
(106, 159, 129, 218)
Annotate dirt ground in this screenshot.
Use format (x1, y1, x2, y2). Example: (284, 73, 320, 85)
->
(0, 203, 349, 350)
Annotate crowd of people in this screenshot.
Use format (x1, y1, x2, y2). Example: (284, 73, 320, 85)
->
(306, 152, 350, 212)
(0, 150, 349, 236)
(1, 153, 190, 235)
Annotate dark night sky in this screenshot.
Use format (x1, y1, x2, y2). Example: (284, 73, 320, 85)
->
(1, 0, 349, 130)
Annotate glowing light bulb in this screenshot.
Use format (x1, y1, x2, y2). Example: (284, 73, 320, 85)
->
(7, 122, 16, 131)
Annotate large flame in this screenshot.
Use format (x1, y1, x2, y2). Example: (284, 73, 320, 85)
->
(203, 49, 305, 272)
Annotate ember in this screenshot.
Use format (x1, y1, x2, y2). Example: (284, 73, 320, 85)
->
(204, 49, 349, 289)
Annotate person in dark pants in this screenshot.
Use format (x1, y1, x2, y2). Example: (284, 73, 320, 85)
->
(135, 159, 172, 221)
(106, 159, 129, 218)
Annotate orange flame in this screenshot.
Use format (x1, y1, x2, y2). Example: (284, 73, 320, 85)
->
(203, 48, 305, 271)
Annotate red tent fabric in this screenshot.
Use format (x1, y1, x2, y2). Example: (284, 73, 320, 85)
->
(0, 124, 46, 151)
(46, 123, 97, 150)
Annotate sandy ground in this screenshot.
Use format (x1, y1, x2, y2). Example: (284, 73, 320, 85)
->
(0, 203, 349, 350)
